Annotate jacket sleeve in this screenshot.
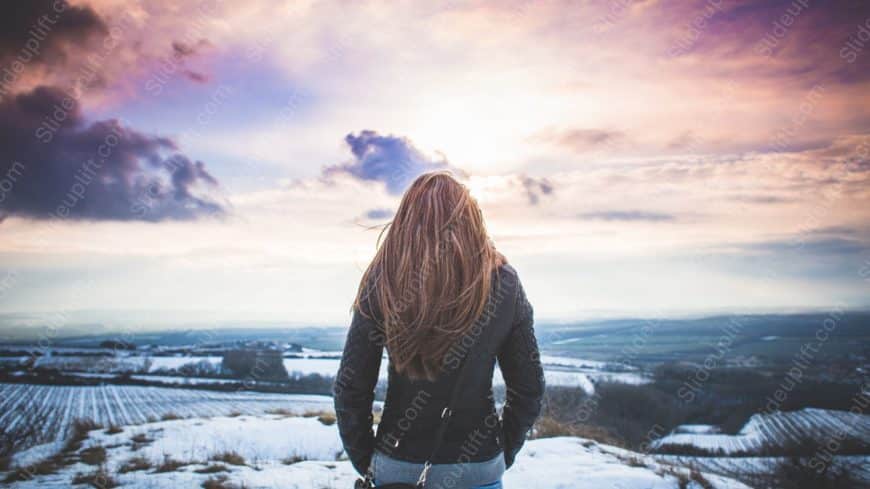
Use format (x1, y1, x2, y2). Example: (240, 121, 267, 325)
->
(333, 309, 385, 476)
(497, 278, 545, 469)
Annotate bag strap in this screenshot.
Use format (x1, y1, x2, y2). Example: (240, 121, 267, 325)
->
(411, 344, 478, 487)
(414, 274, 515, 487)
(360, 351, 478, 489)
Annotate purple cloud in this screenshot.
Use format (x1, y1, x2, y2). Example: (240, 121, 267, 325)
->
(324, 130, 450, 194)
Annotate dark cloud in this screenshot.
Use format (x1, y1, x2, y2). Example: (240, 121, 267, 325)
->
(0, 0, 109, 100)
(578, 210, 676, 222)
(0, 86, 224, 222)
(0, 0, 107, 68)
(666, 0, 870, 85)
(324, 130, 450, 194)
(519, 175, 554, 205)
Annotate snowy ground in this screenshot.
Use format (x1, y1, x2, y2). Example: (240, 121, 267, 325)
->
(0, 382, 336, 463)
(9, 351, 650, 392)
(654, 454, 870, 485)
(4, 415, 752, 489)
(651, 408, 870, 455)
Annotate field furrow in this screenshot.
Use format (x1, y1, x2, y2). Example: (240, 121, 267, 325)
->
(0, 382, 335, 457)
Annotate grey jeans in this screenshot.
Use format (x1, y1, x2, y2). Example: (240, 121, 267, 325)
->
(371, 449, 505, 489)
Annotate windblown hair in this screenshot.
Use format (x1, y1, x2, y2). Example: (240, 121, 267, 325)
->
(355, 172, 505, 381)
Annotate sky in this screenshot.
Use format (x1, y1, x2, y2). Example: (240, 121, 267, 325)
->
(0, 0, 869, 331)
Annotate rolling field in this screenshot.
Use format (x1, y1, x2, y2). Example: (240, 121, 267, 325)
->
(0, 382, 333, 458)
(650, 408, 870, 455)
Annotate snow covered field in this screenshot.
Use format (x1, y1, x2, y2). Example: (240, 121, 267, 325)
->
(655, 454, 870, 485)
(0, 382, 334, 460)
(4, 414, 753, 489)
(651, 408, 870, 455)
(3, 381, 868, 488)
(7, 351, 649, 393)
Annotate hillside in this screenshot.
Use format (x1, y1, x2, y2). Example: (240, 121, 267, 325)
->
(650, 408, 870, 456)
(4, 414, 752, 489)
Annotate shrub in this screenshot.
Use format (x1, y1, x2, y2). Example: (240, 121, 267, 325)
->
(195, 464, 229, 474)
(104, 425, 123, 435)
(161, 412, 182, 421)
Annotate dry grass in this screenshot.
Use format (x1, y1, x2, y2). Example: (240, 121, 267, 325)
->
(71, 467, 120, 488)
(65, 419, 103, 453)
(130, 433, 153, 443)
(689, 467, 714, 489)
(2, 457, 66, 483)
(532, 416, 624, 447)
(621, 455, 648, 468)
(265, 408, 295, 417)
(129, 432, 154, 451)
(281, 455, 306, 465)
(153, 455, 188, 473)
(195, 464, 230, 474)
(118, 455, 152, 473)
(316, 413, 336, 426)
(104, 425, 123, 435)
(211, 451, 246, 466)
(201, 475, 246, 489)
(161, 412, 182, 421)
(79, 446, 107, 465)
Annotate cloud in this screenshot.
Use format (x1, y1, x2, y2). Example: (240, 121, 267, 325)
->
(744, 237, 870, 257)
(729, 194, 793, 205)
(0, 0, 107, 68)
(324, 130, 450, 194)
(171, 40, 212, 83)
(0, 85, 224, 222)
(0, 0, 109, 102)
(532, 128, 626, 153)
(577, 210, 676, 222)
(518, 175, 554, 205)
(363, 208, 393, 220)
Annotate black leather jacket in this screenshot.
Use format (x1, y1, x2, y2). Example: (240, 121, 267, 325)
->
(334, 264, 545, 475)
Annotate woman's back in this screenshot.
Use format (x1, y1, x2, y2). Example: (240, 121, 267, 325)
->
(333, 173, 545, 488)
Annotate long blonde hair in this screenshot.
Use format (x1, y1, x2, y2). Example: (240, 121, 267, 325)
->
(355, 172, 505, 381)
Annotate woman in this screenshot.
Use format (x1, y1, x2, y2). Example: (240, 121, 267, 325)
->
(334, 172, 544, 488)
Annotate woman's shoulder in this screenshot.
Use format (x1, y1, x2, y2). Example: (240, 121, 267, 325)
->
(494, 262, 523, 297)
